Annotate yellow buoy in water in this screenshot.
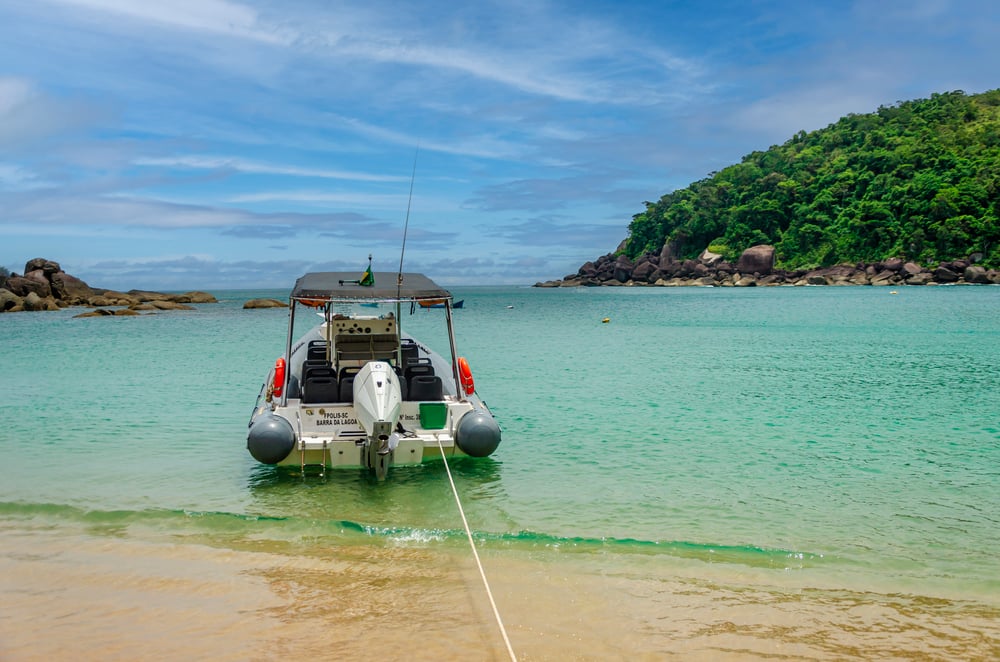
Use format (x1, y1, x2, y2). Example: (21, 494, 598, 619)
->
(890, 290, 898, 295)
(602, 317, 610, 323)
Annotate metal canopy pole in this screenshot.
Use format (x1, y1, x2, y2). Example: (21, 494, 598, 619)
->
(281, 299, 297, 407)
(444, 300, 465, 402)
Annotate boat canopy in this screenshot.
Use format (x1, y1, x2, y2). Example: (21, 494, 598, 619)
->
(290, 272, 451, 303)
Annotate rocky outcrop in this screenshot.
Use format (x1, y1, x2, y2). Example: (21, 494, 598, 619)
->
(535, 245, 1000, 288)
(736, 245, 775, 275)
(243, 298, 288, 309)
(0, 257, 219, 314)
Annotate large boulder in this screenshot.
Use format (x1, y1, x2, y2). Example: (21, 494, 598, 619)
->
(881, 257, 904, 272)
(870, 269, 898, 285)
(50, 271, 96, 302)
(902, 262, 924, 277)
(906, 272, 933, 285)
(244, 298, 288, 309)
(736, 245, 775, 275)
(24, 258, 61, 276)
(631, 260, 658, 283)
(933, 266, 960, 283)
(24, 270, 53, 298)
(127, 289, 173, 302)
(612, 255, 634, 283)
(149, 300, 195, 311)
(964, 265, 992, 284)
(1, 288, 23, 311)
(698, 248, 724, 266)
(93, 291, 141, 306)
(659, 240, 680, 264)
(803, 264, 863, 285)
(5, 275, 50, 298)
(23, 292, 59, 311)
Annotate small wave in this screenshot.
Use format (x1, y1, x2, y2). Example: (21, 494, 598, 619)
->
(1, 501, 823, 568)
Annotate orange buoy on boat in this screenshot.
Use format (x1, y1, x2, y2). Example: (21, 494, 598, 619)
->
(457, 357, 475, 395)
(272, 357, 286, 398)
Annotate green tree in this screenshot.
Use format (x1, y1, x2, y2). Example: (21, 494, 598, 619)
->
(623, 89, 1000, 269)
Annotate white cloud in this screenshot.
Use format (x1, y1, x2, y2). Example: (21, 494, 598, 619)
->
(134, 155, 406, 182)
(0, 163, 47, 191)
(0, 77, 106, 149)
(45, 0, 292, 44)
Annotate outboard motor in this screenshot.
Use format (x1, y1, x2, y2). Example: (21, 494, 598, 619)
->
(352, 361, 403, 479)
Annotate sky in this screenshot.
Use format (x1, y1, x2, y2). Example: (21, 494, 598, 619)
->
(1, 0, 998, 290)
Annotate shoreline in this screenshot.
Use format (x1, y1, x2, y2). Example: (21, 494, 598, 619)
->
(536, 247, 1000, 288)
(3, 511, 999, 661)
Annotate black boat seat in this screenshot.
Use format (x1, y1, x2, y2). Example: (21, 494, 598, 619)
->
(405, 363, 434, 388)
(339, 377, 355, 402)
(339, 366, 361, 381)
(307, 344, 330, 361)
(302, 376, 339, 403)
(407, 375, 443, 401)
(303, 365, 336, 382)
(400, 338, 419, 366)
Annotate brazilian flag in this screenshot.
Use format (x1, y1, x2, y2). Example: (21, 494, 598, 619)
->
(360, 264, 374, 286)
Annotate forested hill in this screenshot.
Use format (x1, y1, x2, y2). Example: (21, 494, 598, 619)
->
(624, 89, 1000, 269)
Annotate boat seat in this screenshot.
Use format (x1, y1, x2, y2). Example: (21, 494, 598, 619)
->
(301, 359, 329, 379)
(303, 365, 336, 382)
(405, 363, 434, 387)
(307, 344, 330, 361)
(339, 366, 361, 381)
(302, 376, 339, 403)
(400, 339, 419, 365)
(339, 376, 355, 402)
(408, 375, 443, 401)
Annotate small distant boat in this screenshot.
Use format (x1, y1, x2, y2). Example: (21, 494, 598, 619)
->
(419, 298, 463, 309)
(247, 272, 500, 479)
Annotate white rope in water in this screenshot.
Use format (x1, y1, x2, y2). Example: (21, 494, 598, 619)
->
(437, 439, 517, 662)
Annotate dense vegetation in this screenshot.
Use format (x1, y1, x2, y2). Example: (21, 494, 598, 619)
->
(625, 90, 1000, 268)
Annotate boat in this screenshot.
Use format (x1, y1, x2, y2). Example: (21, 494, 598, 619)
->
(418, 298, 463, 309)
(247, 271, 501, 479)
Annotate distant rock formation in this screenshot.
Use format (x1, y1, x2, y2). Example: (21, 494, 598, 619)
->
(0, 257, 218, 315)
(243, 298, 288, 309)
(535, 245, 1000, 288)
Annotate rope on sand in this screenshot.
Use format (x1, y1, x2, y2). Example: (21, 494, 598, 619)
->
(437, 439, 517, 662)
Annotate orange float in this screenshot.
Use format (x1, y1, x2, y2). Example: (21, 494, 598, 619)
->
(457, 357, 475, 395)
(272, 357, 286, 398)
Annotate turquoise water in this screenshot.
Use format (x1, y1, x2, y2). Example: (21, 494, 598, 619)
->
(3, 285, 1000, 658)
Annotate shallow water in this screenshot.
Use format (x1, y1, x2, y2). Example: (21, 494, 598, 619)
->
(2, 285, 999, 659)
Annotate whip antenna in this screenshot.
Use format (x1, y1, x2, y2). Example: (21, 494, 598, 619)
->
(397, 148, 419, 297)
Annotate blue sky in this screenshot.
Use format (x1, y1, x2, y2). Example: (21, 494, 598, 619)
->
(1, 0, 998, 290)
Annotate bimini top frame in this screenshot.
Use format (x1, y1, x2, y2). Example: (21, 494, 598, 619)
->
(279, 271, 462, 406)
(290, 271, 451, 304)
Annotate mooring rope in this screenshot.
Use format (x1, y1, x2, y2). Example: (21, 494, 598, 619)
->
(437, 439, 517, 662)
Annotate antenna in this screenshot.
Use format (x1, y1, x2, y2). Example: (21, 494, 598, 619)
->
(397, 148, 418, 297)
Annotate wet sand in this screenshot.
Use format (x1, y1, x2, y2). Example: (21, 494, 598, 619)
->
(2, 516, 998, 661)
